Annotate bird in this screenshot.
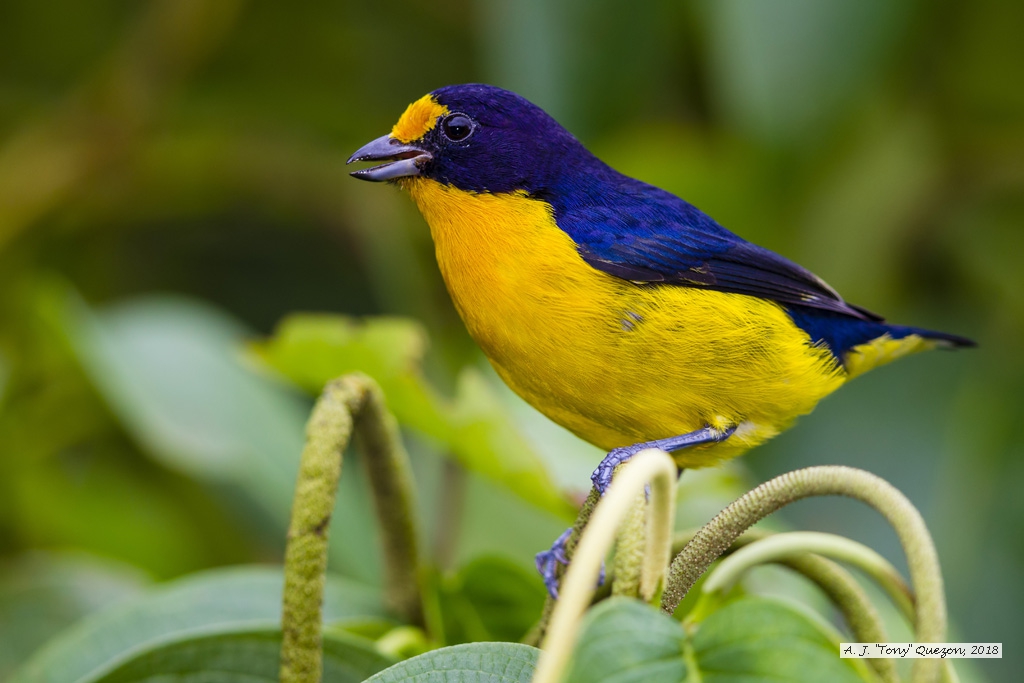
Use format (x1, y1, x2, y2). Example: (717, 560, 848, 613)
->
(347, 83, 973, 594)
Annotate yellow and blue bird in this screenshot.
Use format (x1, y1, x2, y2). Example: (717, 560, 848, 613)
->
(348, 84, 973, 592)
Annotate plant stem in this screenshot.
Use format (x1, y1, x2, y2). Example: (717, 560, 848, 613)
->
(698, 532, 905, 683)
(702, 531, 914, 621)
(781, 554, 898, 683)
(432, 458, 466, 571)
(351, 378, 424, 626)
(611, 489, 646, 598)
(530, 487, 602, 644)
(280, 373, 423, 683)
(642, 455, 676, 602)
(280, 378, 357, 683)
(661, 465, 946, 683)
(532, 449, 677, 683)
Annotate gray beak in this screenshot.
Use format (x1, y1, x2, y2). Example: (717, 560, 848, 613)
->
(346, 135, 432, 182)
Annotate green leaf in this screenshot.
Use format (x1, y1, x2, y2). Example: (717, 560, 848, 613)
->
(691, 596, 873, 683)
(10, 566, 386, 683)
(64, 295, 310, 509)
(564, 598, 686, 683)
(439, 556, 547, 644)
(704, 0, 909, 143)
(0, 554, 149, 679)
(565, 596, 875, 683)
(364, 642, 540, 683)
(92, 629, 392, 683)
(247, 315, 430, 397)
(0, 347, 8, 401)
(250, 313, 573, 519)
(60, 294, 382, 583)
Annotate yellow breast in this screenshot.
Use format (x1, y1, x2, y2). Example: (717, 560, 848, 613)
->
(402, 178, 847, 466)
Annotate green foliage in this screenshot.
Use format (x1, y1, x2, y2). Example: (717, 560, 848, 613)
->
(364, 643, 541, 683)
(688, 597, 874, 683)
(10, 566, 387, 683)
(437, 556, 547, 644)
(0, 554, 149, 680)
(563, 598, 686, 683)
(57, 292, 384, 584)
(0, 0, 1019, 680)
(703, 0, 910, 143)
(251, 313, 573, 519)
(565, 597, 875, 683)
(67, 295, 310, 505)
(69, 629, 392, 683)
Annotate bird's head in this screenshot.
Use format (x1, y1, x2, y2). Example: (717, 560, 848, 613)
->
(347, 84, 594, 195)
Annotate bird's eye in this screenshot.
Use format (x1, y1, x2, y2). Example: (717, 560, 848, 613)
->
(441, 114, 474, 142)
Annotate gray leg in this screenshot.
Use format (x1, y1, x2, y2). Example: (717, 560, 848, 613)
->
(591, 425, 737, 494)
(538, 425, 737, 598)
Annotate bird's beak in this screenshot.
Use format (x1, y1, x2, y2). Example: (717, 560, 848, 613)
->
(346, 134, 432, 182)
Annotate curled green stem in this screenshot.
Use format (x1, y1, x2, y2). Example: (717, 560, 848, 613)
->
(351, 378, 424, 626)
(702, 531, 914, 621)
(611, 489, 647, 598)
(280, 373, 422, 683)
(530, 487, 602, 645)
(676, 528, 897, 681)
(699, 532, 906, 683)
(778, 554, 898, 683)
(661, 465, 946, 683)
(532, 449, 677, 683)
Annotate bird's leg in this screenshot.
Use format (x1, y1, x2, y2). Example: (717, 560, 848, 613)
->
(536, 425, 737, 598)
(535, 527, 572, 598)
(535, 527, 606, 599)
(591, 425, 737, 494)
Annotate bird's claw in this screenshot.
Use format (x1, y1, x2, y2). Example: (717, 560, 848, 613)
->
(535, 527, 607, 599)
(535, 527, 573, 598)
(590, 446, 636, 494)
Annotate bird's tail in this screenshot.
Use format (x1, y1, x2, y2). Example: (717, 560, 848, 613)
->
(843, 324, 975, 379)
(894, 326, 976, 349)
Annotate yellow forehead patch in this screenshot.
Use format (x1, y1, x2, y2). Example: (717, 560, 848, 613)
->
(391, 94, 449, 143)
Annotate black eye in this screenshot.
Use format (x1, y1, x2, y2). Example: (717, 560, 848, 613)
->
(441, 114, 474, 142)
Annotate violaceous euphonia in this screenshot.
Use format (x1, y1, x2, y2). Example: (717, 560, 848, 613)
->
(347, 84, 973, 593)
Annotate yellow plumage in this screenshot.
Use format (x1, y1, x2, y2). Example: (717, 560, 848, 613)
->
(347, 84, 971, 591)
(402, 178, 857, 467)
(845, 334, 934, 379)
(390, 95, 448, 143)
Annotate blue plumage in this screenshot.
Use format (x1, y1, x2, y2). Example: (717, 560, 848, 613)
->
(426, 84, 973, 361)
(350, 83, 975, 597)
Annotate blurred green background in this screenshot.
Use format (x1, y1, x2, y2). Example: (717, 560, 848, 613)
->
(0, 0, 1021, 680)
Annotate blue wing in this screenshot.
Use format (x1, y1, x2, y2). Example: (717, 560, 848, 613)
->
(550, 177, 881, 322)
(545, 175, 974, 356)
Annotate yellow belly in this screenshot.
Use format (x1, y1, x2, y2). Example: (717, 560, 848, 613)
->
(403, 179, 847, 467)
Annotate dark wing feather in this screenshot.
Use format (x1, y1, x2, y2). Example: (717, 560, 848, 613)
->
(556, 180, 882, 322)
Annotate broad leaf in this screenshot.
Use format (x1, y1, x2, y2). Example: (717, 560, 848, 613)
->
(364, 642, 540, 683)
(704, 0, 909, 142)
(250, 314, 573, 518)
(10, 566, 386, 683)
(690, 596, 872, 683)
(440, 556, 547, 644)
(92, 628, 392, 683)
(565, 596, 875, 683)
(564, 598, 686, 683)
(61, 295, 382, 584)
(0, 554, 148, 679)
(64, 296, 311, 513)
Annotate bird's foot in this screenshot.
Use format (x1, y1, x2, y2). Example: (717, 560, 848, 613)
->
(590, 445, 642, 494)
(535, 527, 606, 599)
(535, 527, 572, 598)
(590, 425, 739, 494)
(539, 426, 737, 596)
